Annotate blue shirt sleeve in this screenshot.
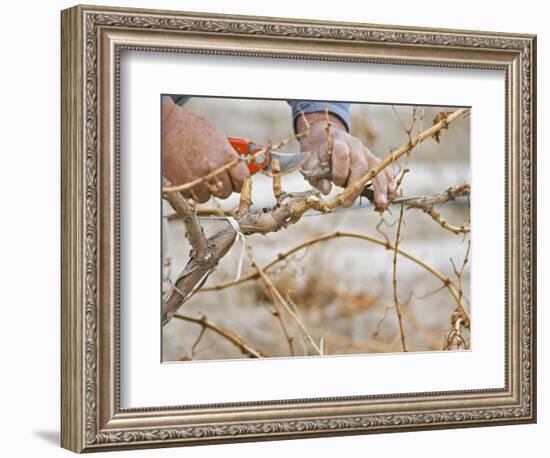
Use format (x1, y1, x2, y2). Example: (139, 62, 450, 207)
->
(288, 100, 351, 132)
(165, 96, 351, 132)
(166, 94, 191, 106)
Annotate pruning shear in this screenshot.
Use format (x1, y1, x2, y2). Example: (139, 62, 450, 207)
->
(228, 137, 308, 175)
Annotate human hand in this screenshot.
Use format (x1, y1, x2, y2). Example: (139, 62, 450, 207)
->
(297, 112, 396, 209)
(162, 97, 250, 203)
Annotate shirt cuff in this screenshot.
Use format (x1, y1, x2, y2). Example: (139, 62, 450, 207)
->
(288, 101, 351, 132)
(166, 94, 191, 106)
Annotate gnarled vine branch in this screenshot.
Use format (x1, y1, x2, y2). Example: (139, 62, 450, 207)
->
(405, 183, 470, 234)
(162, 179, 237, 323)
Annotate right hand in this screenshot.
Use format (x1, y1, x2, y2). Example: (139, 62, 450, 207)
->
(297, 112, 396, 209)
(162, 97, 250, 203)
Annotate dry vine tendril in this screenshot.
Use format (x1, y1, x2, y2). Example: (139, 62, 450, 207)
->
(162, 106, 471, 358)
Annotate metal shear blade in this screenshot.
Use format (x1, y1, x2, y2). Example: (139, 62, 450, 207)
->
(264, 150, 309, 174)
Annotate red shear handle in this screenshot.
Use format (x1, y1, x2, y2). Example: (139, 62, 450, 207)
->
(228, 137, 269, 175)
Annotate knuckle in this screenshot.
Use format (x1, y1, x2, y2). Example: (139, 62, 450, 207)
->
(232, 179, 243, 193)
(329, 127, 344, 141)
(355, 146, 368, 163)
(194, 193, 209, 204)
(309, 178, 321, 189)
(216, 184, 232, 199)
(356, 161, 369, 176)
(332, 141, 348, 159)
(333, 174, 346, 187)
(232, 163, 249, 181)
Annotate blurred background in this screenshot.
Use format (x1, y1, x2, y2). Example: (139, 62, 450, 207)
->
(162, 97, 470, 362)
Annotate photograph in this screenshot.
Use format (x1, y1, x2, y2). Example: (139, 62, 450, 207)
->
(59, 4, 536, 451)
(161, 95, 471, 362)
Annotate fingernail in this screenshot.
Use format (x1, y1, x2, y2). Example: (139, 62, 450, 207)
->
(320, 180, 331, 195)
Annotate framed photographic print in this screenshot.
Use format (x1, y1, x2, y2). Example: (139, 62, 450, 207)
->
(61, 4, 537, 453)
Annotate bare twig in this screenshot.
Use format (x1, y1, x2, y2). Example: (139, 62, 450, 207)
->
(167, 206, 238, 220)
(163, 158, 241, 194)
(451, 239, 471, 328)
(406, 183, 470, 208)
(199, 230, 469, 324)
(238, 177, 253, 215)
(190, 324, 208, 358)
(405, 183, 471, 234)
(443, 240, 471, 350)
(308, 327, 390, 353)
(394, 166, 410, 195)
(325, 106, 334, 164)
(374, 304, 395, 338)
(392, 105, 417, 140)
(248, 142, 299, 355)
(451, 240, 471, 303)
(247, 247, 322, 355)
(388, 107, 416, 195)
(392, 204, 407, 352)
(173, 314, 267, 358)
(271, 158, 282, 199)
(254, 273, 296, 356)
(412, 284, 448, 300)
(443, 310, 469, 351)
(375, 214, 396, 246)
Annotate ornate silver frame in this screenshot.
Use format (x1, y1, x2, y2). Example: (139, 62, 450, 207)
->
(61, 4, 537, 452)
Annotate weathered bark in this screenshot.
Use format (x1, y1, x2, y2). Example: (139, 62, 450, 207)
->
(405, 183, 470, 234)
(162, 180, 237, 324)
